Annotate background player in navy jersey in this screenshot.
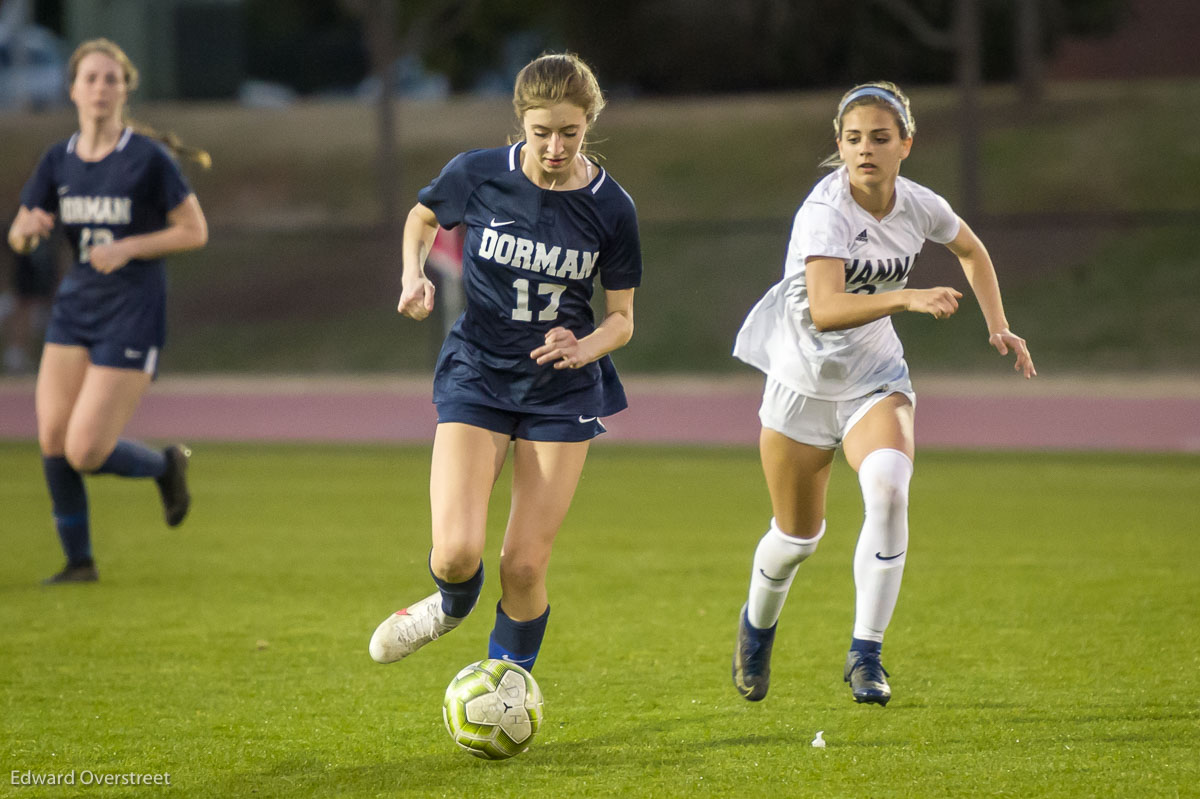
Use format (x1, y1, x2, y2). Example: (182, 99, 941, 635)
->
(7, 39, 209, 584)
(369, 53, 642, 672)
(730, 82, 1035, 705)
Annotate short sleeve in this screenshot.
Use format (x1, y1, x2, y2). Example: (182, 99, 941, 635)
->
(416, 151, 481, 229)
(599, 198, 642, 291)
(924, 191, 960, 244)
(18, 146, 61, 214)
(794, 201, 854, 261)
(151, 144, 193, 212)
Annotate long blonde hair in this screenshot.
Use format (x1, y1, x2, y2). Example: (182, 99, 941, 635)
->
(820, 81, 915, 169)
(68, 38, 211, 169)
(511, 52, 605, 154)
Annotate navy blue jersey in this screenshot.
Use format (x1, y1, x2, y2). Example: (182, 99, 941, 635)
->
(20, 128, 193, 348)
(419, 142, 643, 416)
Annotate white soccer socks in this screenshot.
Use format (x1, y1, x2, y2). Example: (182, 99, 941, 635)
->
(851, 448, 913, 643)
(746, 517, 825, 629)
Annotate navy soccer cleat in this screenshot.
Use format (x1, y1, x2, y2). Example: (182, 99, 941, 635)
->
(844, 649, 891, 705)
(156, 444, 192, 527)
(42, 560, 99, 585)
(732, 604, 776, 701)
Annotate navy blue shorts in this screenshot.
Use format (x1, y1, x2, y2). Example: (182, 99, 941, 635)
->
(45, 314, 160, 376)
(437, 400, 607, 442)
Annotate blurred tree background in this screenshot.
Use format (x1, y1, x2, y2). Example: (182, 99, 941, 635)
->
(220, 0, 1130, 96)
(28, 0, 1131, 97)
(6, 0, 1199, 377)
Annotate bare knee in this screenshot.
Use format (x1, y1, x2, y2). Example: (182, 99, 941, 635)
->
(431, 540, 483, 583)
(37, 429, 67, 458)
(36, 411, 69, 457)
(64, 436, 112, 473)
(498, 554, 547, 596)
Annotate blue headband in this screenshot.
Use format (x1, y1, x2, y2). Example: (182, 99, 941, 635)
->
(838, 87, 910, 132)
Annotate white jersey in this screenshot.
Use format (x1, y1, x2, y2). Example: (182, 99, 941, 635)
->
(734, 167, 960, 400)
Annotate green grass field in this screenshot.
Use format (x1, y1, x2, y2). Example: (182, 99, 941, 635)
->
(2, 442, 1198, 798)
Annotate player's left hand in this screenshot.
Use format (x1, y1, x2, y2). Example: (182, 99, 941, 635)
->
(989, 328, 1036, 379)
(397, 276, 436, 321)
(532, 326, 591, 370)
(88, 241, 132, 274)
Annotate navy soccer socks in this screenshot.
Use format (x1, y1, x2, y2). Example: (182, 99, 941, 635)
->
(42, 455, 91, 566)
(850, 637, 882, 658)
(426, 556, 551, 670)
(432, 561, 484, 619)
(93, 440, 167, 478)
(488, 602, 550, 672)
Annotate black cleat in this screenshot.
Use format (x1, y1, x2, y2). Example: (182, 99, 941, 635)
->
(732, 604, 776, 701)
(844, 649, 891, 705)
(156, 444, 192, 527)
(42, 560, 99, 585)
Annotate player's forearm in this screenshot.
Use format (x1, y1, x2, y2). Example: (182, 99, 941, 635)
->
(948, 219, 1010, 334)
(580, 309, 634, 362)
(401, 205, 439, 283)
(959, 254, 1010, 334)
(808, 289, 911, 332)
(118, 221, 207, 260)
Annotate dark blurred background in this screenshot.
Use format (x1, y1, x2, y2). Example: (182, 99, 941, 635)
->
(1, 0, 1198, 376)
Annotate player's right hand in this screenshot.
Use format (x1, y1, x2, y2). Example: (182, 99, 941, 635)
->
(906, 286, 962, 320)
(397, 277, 436, 321)
(10, 207, 55, 252)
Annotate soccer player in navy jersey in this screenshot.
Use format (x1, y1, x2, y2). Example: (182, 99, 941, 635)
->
(7, 39, 209, 584)
(731, 82, 1035, 705)
(369, 53, 642, 672)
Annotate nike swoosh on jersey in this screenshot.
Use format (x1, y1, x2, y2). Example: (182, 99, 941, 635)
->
(875, 550, 906, 561)
(578, 416, 598, 424)
(490, 218, 516, 227)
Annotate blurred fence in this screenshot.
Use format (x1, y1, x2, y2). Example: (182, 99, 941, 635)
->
(3, 86, 1200, 376)
(131, 208, 1197, 376)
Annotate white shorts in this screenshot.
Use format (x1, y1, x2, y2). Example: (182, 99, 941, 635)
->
(758, 369, 916, 449)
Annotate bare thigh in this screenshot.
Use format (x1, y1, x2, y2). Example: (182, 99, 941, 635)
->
(428, 422, 510, 582)
(499, 438, 591, 620)
(35, 343, 90, 456)
(759, 427, 836, 538)
(62, 365, 153, 471)
(842, 393, 914, 472)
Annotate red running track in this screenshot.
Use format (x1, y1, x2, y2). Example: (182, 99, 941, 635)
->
(1, 374, 1198, 451)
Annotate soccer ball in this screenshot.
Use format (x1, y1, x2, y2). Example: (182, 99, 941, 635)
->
(442, 659, 544, 760)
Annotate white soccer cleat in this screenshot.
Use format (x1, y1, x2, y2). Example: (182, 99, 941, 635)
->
(369, 592, 461, 663)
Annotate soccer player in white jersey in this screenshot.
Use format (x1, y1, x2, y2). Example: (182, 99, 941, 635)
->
(730, 81, 1035, 705)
